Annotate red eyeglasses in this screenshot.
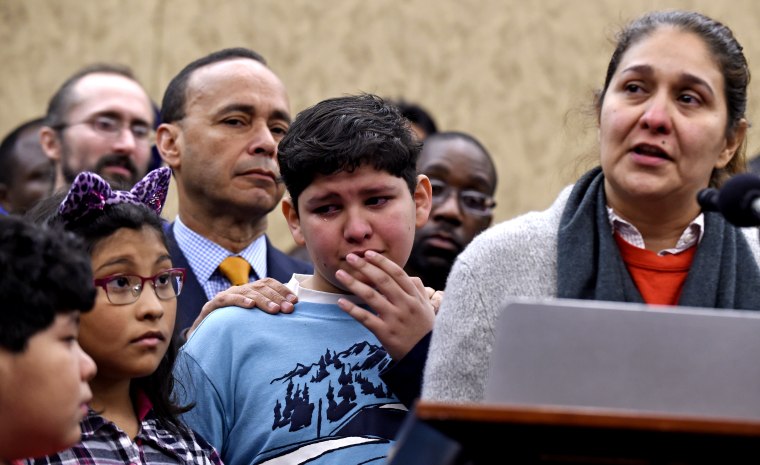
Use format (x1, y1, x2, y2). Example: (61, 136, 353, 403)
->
(93, 268, 186, 305)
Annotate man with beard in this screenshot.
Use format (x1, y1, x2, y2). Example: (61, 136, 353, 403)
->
(156, 48, 312, 339)
(404, 131, 498, 290)
(40, 64, 154, 190)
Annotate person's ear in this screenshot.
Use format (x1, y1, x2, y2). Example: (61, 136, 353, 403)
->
(39, 126, 62, 162)
(414, 174, 433, 229)
(156, 123, 182, 169)
(282, 197, 305, 246)
(717, 118, 748, 169)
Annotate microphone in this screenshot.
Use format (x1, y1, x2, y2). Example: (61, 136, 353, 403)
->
(697, 187, 720, 212)
(716, 173, 760, 227)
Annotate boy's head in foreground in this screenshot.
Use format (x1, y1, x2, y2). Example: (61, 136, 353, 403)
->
(0, 215, 97, 461)
(278, 94, 432, 294)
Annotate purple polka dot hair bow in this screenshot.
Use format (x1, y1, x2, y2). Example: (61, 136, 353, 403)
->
(58, 167, 171, 226)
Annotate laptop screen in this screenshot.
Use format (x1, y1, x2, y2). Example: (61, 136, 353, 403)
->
(484, 298, 760, 421)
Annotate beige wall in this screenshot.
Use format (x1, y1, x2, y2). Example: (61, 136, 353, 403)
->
(4, 0, 760, 252)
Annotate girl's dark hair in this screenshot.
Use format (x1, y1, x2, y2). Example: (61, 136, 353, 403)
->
(595, 10, 750, 187)
(25, 191, 191, 435)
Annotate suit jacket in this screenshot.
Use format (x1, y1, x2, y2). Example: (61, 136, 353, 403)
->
(165, 222, 313, 338)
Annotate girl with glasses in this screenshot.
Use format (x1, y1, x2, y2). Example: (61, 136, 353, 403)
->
(22, 168, 222, 465)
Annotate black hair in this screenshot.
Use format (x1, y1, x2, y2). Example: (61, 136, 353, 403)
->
(160, 47, 267, 124)
(0, 117, 46, 185)
(595, 10, 750, 187)
(45, 63, 140, 129)
(387, 99, 438, 138)
(422, 131, 498, 195)
(0, 215, 95, 353)
(278, 93, 421, 213)
(25, 190, 190, 435)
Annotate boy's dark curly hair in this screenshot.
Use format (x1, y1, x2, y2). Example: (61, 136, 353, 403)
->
(0, 215, 95, 353)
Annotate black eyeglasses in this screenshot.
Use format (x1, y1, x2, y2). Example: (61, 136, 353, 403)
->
(53, 115, 154, 144)
(93, 268, 186, 305)
(429, 178, 495, 216)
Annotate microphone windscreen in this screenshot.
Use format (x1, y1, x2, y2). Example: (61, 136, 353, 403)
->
(717, 173, 760, 227)
(697, 188, 719, 211)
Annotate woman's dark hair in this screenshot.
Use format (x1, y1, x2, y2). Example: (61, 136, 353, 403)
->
(25, 191, 191, 435)
(595, 10, 750, 187)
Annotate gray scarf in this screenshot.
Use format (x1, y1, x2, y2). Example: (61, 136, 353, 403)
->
(557, 167, 760, 310)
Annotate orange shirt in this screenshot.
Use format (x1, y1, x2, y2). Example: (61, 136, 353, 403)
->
(614, 233, 697, 306)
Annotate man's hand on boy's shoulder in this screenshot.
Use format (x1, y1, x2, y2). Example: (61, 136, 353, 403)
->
(185, 278, 299, 339)
(182, 266, 443, 350)
(335, 250, 437, 361)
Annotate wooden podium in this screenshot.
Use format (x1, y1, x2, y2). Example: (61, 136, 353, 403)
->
(387, 401, 760, 464)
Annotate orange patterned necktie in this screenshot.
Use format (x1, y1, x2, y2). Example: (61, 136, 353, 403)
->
(218, 256, 251, 286)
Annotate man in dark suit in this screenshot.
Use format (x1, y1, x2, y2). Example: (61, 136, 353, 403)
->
(156, 48, 312, 337)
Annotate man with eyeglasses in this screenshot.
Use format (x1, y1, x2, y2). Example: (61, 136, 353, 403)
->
(39, 64, 155, 190)
(404, 131, 498, 290)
